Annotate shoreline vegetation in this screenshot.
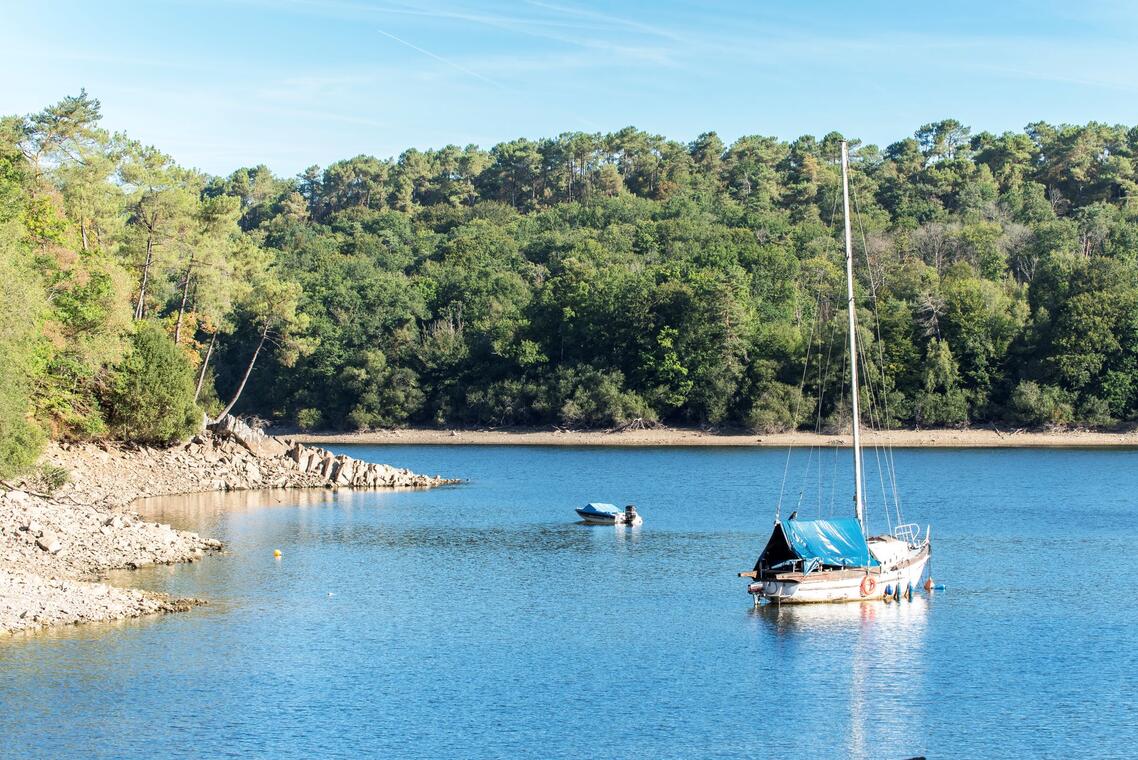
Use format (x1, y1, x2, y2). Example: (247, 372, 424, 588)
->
(7, 95, 1138, 487)
(291, 424, 1138, 448)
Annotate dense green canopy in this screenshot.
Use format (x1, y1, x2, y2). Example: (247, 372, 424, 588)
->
(4, 92, 1138, 474)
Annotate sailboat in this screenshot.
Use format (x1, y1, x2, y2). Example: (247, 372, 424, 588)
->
(739, 142, 931, 604)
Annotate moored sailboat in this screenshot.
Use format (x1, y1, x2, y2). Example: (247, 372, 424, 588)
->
(739, 142, 931, 604)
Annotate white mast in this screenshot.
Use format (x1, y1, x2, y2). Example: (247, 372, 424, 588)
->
(840, 141, 866, 529)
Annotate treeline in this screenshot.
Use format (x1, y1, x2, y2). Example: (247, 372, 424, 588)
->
(3, 92, 1138, 475)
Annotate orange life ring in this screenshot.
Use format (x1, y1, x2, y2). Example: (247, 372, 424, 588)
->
(859, 575, 876, 597)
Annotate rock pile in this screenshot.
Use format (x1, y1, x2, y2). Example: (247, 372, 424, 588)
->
(37, 419, 457, 509)
(0, 568, 199, 633)
(0, 487, 216, 634)
(210, 414, 288, 457)
(285, 442, 453, 489)
(0, 489, 220, 580)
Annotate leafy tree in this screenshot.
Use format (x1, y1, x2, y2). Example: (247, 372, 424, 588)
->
(214, 272, 309, 420)
(119, 142, 202, 319)
(0, 244, 48, 477)
(103, 322, 200, 443)
(556, 366, 655, 428)
(340, 350, 424, 429)
(912, 339, 969, 427)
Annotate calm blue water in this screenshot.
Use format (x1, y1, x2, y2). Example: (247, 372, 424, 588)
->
(2, 445, 1137, 759)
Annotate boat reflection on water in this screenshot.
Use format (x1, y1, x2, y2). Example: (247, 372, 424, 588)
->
(749, 596, 931, 759)
(750, 594, 930, 634)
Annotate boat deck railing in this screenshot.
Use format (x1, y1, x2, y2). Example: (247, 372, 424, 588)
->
(892, 523, 921, 545)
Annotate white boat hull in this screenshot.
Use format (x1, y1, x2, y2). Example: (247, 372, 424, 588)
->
(576, 511, 643, 526)
(749, 542, 930, 604)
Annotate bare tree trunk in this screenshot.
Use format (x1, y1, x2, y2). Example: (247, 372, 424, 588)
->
(194, 331, 218, 403)
(173, 253, 195, 344)
(80, 219, 89, 252)
(134, 234, 155, 320)
(214, 326, 268, 421)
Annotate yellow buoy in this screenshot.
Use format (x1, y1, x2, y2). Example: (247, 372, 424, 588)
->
(273, 549, 282, 558)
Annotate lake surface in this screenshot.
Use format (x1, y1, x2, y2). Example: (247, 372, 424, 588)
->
(2, 445, 1137, 759)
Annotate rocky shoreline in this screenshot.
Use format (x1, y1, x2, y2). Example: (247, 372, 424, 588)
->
(1, 417, 457, 635)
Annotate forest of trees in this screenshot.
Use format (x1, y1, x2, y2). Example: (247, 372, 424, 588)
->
(4, 91, 1138, 475)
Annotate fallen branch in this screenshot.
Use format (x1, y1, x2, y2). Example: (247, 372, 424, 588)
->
(610, 417, 661, 433)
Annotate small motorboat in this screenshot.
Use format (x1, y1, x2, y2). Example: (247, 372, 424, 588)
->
(575, 503, 642, 526)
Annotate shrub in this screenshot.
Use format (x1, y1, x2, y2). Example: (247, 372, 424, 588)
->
(1077, 396, 1114, 427)
(822, 401, 851, 435)
(195, 363, 223, 419)
(103, 322, 201, 444)
(339, 352, 424, 429)
(36, 465, 70, 494)
(913, 389, 970, 428)
(1009, 381, 1073, 428)
(0, 407, 44, 480)
(746, 383, 806, 433)
(296, 408, 323, 431)
(913, 339, 969, 427)
(556, 367, 656, 428)
(463, 379, 543, 426)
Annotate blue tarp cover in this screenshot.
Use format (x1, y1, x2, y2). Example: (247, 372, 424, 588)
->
(580, 502, 618, 514)
(778, 517, 878, 568)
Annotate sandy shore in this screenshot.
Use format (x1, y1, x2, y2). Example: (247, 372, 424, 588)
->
(292, 425, 1138, 448)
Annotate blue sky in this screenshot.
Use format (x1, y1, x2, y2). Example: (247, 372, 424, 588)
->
(5, 0, 1138, 177)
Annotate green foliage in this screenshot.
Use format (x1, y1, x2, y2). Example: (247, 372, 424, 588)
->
(37, 465, 70, 494)
(8, 92, 1138, 441)
(103, 322, 200, 443)
(296, 408, 322, 431)
(557, 367, 656, 428)
(746, 383, 807, 434)
(464, 379, 544, 426)
(913, 340, 970, 427)
(0, 408, 45, 479)
(1010, 381, 1074, 428)
(0, 182, 48, 477)
(340, 350, 424, 429)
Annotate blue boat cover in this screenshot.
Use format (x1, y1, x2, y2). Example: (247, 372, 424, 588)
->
(763, 517, 878, 568)
(580, 502, 618, 515)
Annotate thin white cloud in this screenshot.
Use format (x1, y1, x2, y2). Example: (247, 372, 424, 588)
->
(524, 0, 684, 42)
(962, 61, 1138, 95)
(374, 26, 507, 88)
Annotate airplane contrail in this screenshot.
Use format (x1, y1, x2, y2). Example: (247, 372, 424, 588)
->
(375, 26, 506, 89)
